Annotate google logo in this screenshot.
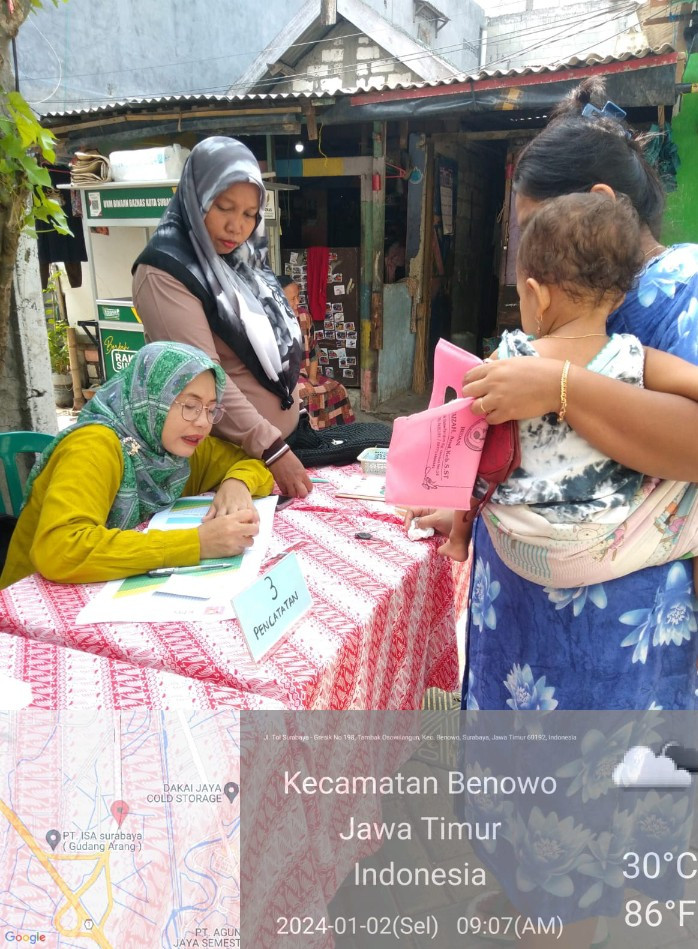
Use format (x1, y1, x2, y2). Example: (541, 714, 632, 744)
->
(4, 934, 47, 944)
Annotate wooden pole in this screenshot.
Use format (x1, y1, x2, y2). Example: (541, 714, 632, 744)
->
(370, 122, 386, 353)
(66, 325, 85, 411)
(412, 141, 434, 394)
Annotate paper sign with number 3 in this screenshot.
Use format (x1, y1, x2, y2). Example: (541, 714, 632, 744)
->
(232, 553, 312, 663)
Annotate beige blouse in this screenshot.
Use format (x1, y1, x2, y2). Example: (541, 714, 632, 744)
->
(133, 264, 300, 459)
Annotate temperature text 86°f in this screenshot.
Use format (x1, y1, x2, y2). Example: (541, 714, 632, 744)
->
(623, 851, 697, 880)
(625, 900, 696, 928)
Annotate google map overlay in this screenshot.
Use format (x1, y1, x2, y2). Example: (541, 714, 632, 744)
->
(0, 710, 240, 948)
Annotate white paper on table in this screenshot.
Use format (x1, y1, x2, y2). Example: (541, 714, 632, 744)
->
(0, 673, 33, 709)
(158, 496, 277, 599)
(146, 494, 214, 531)
(334, 474, 386, 501)
(75, 496, 277, 625)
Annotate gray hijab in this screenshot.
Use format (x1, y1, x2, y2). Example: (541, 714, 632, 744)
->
(137, 136, 301, 409)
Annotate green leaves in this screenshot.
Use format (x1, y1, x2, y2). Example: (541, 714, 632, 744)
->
(0, 89, 69, 236)
(46, 316, 70, 374)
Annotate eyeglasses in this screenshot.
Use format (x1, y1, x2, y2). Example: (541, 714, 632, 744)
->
(173, 398, 225, 424)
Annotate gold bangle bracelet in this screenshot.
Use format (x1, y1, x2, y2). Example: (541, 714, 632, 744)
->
(557, 360, 571, 423)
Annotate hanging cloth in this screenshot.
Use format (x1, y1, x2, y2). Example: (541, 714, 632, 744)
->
(307, 246, 330, 324)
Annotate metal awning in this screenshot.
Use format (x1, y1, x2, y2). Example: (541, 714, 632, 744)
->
(41, 47, 680, 146)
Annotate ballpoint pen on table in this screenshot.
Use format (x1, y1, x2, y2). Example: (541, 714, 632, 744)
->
(147, 563, 231, 577)
(259, 541, 306, 572)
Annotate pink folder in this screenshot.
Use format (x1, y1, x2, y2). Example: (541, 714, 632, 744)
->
(385, 339, 489, 508)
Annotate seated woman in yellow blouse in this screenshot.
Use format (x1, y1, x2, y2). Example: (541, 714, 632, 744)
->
(0, 341, 273, 588)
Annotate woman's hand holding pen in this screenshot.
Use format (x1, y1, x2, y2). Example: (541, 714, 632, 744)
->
(204, 478, 254, 519)
(463, 357, 563, 424)
(198, 508, 259, 558)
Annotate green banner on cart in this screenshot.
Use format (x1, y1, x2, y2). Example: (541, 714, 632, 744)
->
(99, 325, 146, 380)
(86, 186, 176, 221)
(97, 301, 141, 324)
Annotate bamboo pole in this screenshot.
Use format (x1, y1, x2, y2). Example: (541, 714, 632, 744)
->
(66, 325, 85, 411)
(49, 106, 302, 135)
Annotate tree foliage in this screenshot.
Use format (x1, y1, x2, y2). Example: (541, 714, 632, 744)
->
(0, 0, 68, 364)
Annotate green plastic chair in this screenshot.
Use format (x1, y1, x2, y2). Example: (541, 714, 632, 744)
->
(0, 431, 54, 516)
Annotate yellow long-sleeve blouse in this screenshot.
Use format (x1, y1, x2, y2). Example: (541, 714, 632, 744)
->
(0, 426, 273, 588)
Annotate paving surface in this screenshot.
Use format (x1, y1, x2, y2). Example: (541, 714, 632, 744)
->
(351, 389, 430, 426)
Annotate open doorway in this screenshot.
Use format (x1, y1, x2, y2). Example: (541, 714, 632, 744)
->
(418, 138, 507, 383)
(278, 175, 363, 389)
(280, 176, 361, 248)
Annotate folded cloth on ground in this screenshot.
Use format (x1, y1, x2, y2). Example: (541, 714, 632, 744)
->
(70, 150, 111, 184)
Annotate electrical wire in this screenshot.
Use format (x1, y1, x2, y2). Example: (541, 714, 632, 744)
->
(223, 3, 644, 97)
(35, 21, 640, 109)
(23, 1, 660, 114)
(21, 0, 641, 104)
(19, 3, 607, 82)
(317, 123, 329, 160)
(25, 16, 63, 104)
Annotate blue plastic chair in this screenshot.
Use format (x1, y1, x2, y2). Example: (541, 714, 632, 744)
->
(0, 431, 54, 516)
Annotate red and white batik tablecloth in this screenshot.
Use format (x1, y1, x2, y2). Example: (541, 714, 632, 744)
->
(0, 629, 289, 710)
(0, 469, 459, 710)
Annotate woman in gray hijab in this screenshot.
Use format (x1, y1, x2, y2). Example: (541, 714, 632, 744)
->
(133, 136, 312, 503)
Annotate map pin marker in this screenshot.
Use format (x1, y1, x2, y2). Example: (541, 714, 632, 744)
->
(46, 829, 61, 851)
(111, 800, 129, 828)
(223, 781, 239, 804)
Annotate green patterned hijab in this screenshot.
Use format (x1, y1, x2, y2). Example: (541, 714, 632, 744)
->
(25, 342, 226, 529)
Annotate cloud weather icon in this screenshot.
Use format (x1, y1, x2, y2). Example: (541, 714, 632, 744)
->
(612, 745, 692, 788)
(661, 742, 698, 774)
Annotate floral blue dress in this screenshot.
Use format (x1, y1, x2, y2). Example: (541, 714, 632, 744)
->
(464, 245, 698, 712)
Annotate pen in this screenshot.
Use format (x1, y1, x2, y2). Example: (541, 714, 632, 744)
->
(148, 563, 231, 577)
(260, 541, 305, 571)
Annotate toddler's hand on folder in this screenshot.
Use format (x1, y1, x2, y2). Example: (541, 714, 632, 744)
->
(198, 509, 259, 559)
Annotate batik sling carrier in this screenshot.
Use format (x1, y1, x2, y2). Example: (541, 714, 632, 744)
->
(385, 339, 519, 510)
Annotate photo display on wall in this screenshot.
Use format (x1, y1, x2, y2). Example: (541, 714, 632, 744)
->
(282, 247, 360, 387)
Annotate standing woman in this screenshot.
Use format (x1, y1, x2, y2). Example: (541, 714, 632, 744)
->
(432, 80, 698, 949)
(278, 275, 356, 430)
(456, 78, 698, 712)
(133, 136, 312, 503)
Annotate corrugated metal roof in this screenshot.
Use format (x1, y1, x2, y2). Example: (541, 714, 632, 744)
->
(40, 45, 675, 119)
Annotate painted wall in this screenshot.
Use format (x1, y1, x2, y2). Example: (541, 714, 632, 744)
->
(372, 0, 483, 73)
(478, 0, 635, 12)
(377, 282, 415, 402)
(279, 21, 417, 95)
(484, 0, 647, 70)
(61, 226, 149, 329)
(16, 0, 309, 112)
(18, 0, 484, 113)
(663, 57, 698, 246)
